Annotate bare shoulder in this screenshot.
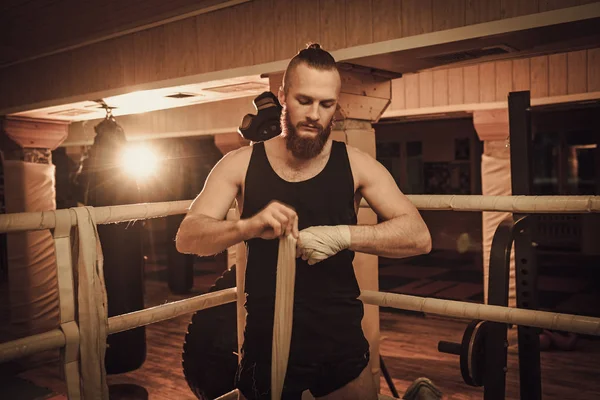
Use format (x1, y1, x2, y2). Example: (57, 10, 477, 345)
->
(345, 143, 374, 162)
(186, 145, 253, 220)
(212, 145, 253, 183)
(218, 145, 252, 167)
(344, 143, 385, 187)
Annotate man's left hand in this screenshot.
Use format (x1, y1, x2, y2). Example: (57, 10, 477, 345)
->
(296, 225, 351, 265)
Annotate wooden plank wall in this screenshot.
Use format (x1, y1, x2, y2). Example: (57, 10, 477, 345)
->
(0, 0, 238, 66)
(65, 96, 255, 145)
(389, 47, 600, 111)
(0, 0, 598, 112)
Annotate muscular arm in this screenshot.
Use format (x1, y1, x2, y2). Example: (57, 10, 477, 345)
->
(175, 149, 247, 256)
(348, 147, 431, 258)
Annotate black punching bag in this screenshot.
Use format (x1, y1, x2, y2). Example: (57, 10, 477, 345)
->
(163, 139, 194, 294)
(78, 115, 146, 374)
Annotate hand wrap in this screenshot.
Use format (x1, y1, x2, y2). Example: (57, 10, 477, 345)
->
(297, 225, 351, 265)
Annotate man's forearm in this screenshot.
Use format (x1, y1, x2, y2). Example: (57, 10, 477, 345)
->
(348, 216, 431, 258)
(176, 214, 247, 256)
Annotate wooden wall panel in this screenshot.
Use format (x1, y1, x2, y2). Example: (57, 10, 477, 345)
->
(212, 3, 255, 70)
(133, 26, 167, 85)
(448, 67, 464, 105)
(0, 0, 240, 67)
(432, 0, 466, 30)
(539, 0, 582, 12)
(464, 65, 480, 103)
(320, 0, 347, 51)
(66, 96, 256, 145)
(115, 35, 138, 89)
(38, 53, 75, 106)
(548, 53, 568, 96)
(419, 71, 434, 107)
(567, 50, 587, 94)
(466, 0, 502, 24)
(495, 60, 512, 101)
(85, 37, 136, 93)
(3, 0, 600, 113)
(588, 48, 600, 92)
(512, 58, 531, 91)
(405, 73, 420, 109)
(500, 0, 538, 18)
(4, 0, 591, 68)
(272, 0, 297, 61)
(479, 62, 496, 103)
(433, 70, 449, 106)
(60, 45, 95, 98)
(296, 0, 321, 50)
(195, 12, 217, 73)
(213, 8, 235, 71)
(530, 55, 549, 97)
(3, 60, 38, 108)
(402, 0, 433, 37)
(252, 0, 275, 65)
(346, 0, 373, 47)
(372, 0, 402, 42)
(164, 17, 199, 79)
(388, 47, 600, 112)
(230, 2, 254, 68)
(391, 77, 406, 109)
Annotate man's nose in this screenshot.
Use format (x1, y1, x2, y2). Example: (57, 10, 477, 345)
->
(307, 104, 320, 122)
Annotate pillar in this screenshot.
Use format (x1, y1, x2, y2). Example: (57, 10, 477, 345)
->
(473, 110, 516, 308)
(0, 116, 68, 343)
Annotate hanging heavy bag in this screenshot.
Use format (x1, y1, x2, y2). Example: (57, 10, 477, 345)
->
(78, 115, 146, 374)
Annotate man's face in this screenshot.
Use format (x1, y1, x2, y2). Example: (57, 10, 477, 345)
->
(279, 63, 341, 159)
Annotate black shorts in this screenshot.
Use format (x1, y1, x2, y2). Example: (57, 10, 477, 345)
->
(235, 349, 370, 400)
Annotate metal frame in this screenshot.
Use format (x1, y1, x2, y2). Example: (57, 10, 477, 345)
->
(508, 90, 543, 400)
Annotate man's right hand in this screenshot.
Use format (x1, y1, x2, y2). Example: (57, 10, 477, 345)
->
(239, 201, 299, 240)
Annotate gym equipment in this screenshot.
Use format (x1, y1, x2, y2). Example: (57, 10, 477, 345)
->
(238, 92, 282, 142)
(182, 266, 238, 400)
(78, 110, 146, 374)
(438, 320, 489, 387)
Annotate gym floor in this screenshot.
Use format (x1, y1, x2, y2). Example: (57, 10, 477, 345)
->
(6, 249, 600, 400)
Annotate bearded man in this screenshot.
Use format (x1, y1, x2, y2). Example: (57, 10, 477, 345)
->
(177, 43, 431, 400)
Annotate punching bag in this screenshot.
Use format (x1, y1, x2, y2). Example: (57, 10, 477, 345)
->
(162, 137, 224, 294)
(162, 139, 194, 294)
(78, 115, 146, 374)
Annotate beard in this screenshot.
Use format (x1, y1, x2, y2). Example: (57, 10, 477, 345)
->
(281, 108, 333, 159)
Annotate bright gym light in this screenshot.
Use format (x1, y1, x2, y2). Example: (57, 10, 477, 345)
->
(120, 144, 159, 180)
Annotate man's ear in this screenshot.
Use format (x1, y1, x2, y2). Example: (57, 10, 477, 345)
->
(277, 86, 286, 107)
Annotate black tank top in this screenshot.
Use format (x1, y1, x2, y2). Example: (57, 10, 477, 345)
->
(240, 140, 369, 363)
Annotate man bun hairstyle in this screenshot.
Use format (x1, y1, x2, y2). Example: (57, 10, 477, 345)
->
(282, 42, 339, 94)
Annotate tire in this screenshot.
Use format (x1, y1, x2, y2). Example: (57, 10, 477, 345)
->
(182, 265, 239, 399)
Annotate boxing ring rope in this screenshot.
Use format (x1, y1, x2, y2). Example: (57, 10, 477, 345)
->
(2, 195, 599, 234)
(359, 291, 600, 336)
(0, 289, 237, 364)
(0, 194, 599, 400)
